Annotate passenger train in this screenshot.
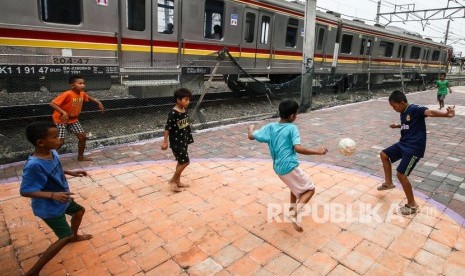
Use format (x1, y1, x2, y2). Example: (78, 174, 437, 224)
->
(0, 0, 453, 95)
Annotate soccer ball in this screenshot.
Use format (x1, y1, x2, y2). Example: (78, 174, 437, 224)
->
(338, 138, 356, 156)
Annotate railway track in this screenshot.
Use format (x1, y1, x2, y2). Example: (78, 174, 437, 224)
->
(2, 74, 464, 124)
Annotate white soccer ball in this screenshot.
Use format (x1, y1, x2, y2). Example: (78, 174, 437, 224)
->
(338, 138, 356, 156)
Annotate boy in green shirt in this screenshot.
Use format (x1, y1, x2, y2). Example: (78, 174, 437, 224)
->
(437, 73, 452, 109)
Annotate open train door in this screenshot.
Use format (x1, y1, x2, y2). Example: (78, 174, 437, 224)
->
(241, 8, 273, 70)
(119, 0, 180, 69)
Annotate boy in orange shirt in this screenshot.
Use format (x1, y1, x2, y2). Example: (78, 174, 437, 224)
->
(50, 75, 104, 161)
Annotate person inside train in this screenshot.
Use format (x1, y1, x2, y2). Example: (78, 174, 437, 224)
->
(162, 23, 174, 34)
(211, 25, 222, 39)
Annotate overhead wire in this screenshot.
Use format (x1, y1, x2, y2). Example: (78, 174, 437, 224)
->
(316, 0, 464, 52)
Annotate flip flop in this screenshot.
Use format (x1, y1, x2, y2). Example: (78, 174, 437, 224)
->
(399, 204, 419, 215)
(377, 184, 395, 191)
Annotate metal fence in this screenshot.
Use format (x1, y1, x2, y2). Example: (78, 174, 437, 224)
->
(2, 50, 462, 164)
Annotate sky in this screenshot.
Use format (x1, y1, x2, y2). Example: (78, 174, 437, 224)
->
(294, 0, 465, 56)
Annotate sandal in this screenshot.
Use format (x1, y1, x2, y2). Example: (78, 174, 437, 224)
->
(399, 204, 419, 215)
(377, 183, 395, 191)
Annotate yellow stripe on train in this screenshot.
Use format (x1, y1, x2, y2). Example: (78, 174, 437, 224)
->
(0, 37, 116, 51)
(273, 54, 302, 61)
(0, 37, 448, 68)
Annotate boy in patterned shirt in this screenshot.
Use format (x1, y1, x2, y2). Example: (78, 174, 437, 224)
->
(50, 75, 104, 161)
(161, 88, 194, 192)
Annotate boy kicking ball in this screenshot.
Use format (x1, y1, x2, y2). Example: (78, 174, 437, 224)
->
(378, 90, 455, 215)
(248, 99, 328, 231)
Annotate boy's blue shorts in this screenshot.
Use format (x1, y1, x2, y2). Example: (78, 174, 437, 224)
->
(382, 143, 421, 176)
(42, 200, 84, 239)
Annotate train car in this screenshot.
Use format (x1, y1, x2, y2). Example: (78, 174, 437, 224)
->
(0, 0, 452, 95)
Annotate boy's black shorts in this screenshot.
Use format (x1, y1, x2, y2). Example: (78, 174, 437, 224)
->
(383, 143, 421, 176)
(42, 200, 84, 239)
(171, 146, 190, 164)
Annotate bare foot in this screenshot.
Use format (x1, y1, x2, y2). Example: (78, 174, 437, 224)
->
(168, 181, 184, 193)
(178, 182, 190, 188)
(289, 216, 303, 232)
(71, 234, 93, 242)
(77, 156, 93, 162)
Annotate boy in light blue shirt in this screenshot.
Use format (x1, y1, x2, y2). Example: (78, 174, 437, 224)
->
(248, 99, 327, 231)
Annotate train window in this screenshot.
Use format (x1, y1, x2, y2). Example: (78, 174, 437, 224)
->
(317, 28, 326, 51)
(204, 0, 224, 39)
(378, 41, 394, 57)
(340, 34, 353, 54)
(260, 16, 270, 44)
(423, 49, 430, 61)
(245, 13, 256, 43)
(432, 50, 440, 61)
(40, 0, 81, 25)
(158, 0, 174, 34)
(128, 0, 146, 31)
(410, 46, 421, 59)
(285, 18, 299, 48)
(366, 40, 372, 55)
(359, 39, 366, 55)
(397, 45, 406, 59)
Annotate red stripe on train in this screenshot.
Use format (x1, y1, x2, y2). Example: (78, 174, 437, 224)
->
(0, 27, 116, 44)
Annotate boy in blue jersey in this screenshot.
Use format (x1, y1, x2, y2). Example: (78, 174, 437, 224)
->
(248, 99, 328, 231)
(378, 91, 455, 215)
(20, 121, 92, 275)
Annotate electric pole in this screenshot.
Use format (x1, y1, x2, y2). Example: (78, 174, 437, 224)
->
(444, 19, 450, 44)
(299, 0, 317, 112)
(375, 1, 381, 24)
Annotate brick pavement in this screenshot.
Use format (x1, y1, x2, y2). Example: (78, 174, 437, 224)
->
(1, 87, 465, 275)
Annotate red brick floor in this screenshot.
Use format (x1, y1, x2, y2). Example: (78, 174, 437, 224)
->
(2, 87, 465, 275)
(1, 160, 465, 275)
